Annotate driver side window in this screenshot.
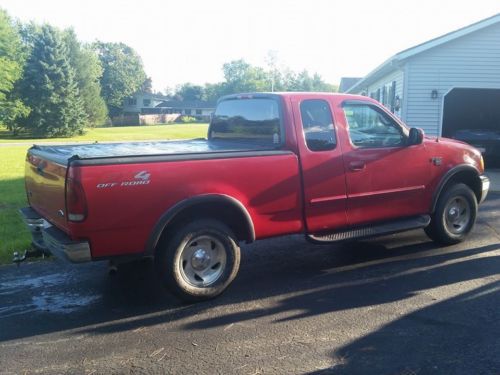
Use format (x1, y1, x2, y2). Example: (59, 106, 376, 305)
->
(343, 104, 405, 148)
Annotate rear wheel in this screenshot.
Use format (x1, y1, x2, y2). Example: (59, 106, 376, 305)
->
(156, 219, 241, 302)
(425, 183, 477, 245)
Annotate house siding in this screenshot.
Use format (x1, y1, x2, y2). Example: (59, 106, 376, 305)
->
(358, 70, 405, 118)
(405, 22, 500, 135)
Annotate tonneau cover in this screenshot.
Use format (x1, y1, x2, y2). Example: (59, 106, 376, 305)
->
(30, 139, 275, 165)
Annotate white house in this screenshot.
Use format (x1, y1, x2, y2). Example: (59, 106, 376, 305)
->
(123, 93, 168, 114)
(155, 100, 216, 121)
(345, 13, 500, 138)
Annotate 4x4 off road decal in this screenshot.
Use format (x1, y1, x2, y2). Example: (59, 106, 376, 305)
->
(96, 170, 151, 189)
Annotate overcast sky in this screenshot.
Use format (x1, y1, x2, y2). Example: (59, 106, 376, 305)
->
(1, 0, 499, 91)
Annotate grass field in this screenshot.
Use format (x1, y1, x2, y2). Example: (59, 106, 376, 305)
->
(0, 123, 209, 143)
(0, 124, 208, 264)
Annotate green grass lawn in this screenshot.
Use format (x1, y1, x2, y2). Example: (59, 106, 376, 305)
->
(0, 123, 209, 143)
(0, 124, 208, 264)
(0, 146, 31, 264)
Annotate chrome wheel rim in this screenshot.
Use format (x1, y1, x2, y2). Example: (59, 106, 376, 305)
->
(444, 196, 470, 234)
(179, 235, 227, 287)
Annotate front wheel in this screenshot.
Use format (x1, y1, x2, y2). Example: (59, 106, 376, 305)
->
(155, 219, 241, 302)
(425, 183, 477, 245)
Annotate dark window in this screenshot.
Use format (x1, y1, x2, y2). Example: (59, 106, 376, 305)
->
(127, 98, 137, 106)
(143, 98, 151, 107)
(185, 109, 192, 115)
(343, 104, 405, 148)
(196, 109, 202, 115)
(300, 99, 336, 151)
(210, 98, 281, 146)
(390, 81, 396, 112)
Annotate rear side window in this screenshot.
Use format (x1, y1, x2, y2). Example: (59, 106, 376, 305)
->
(300, 99, 336, 151)
(209, 98, 281, 146)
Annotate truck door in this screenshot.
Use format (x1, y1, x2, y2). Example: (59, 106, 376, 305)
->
(291, 96, 348, 233)
(334, 100, 431, 226)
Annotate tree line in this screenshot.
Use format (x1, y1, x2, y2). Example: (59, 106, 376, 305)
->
(170, 59, 338, 102)
(0, 8, 338, 138)
(0, 8, 148, 137)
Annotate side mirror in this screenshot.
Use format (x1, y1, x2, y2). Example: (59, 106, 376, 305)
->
(408, 127, 424, 146)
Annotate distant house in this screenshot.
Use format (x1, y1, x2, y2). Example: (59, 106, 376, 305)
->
(123, 92, 216, 122)
(123, 92, 168, 114)
(345, 13, 500, 137)
(155, 100, 216, 121)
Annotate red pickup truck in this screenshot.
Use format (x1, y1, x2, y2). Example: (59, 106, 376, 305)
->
(21, 93, 490, 301)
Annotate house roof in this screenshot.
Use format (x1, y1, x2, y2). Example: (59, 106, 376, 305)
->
(346, 13, 500, 93)
(339, 77, 362, 93)
(156, 100, 216, 109)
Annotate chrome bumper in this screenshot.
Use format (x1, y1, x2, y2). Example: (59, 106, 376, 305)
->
(479, 175, 490, 204)
(20, 207, 91, 263)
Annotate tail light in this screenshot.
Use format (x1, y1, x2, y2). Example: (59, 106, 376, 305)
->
(65, 177, 87, 222)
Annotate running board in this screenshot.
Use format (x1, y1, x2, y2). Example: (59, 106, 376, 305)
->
(307, 215, 431, 244)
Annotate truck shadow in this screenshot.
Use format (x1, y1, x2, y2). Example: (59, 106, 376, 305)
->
(305, 280, 500, 374)
(0, 199, 498, 344)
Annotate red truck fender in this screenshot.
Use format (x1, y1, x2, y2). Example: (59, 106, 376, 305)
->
(144, 194, 255, 257)
(430, 164, 483, 213)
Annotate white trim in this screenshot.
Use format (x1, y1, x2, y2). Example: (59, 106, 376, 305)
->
(347, 13, 500, 94)
(396, 14, 500, 61)
(401, 62, 410, 122)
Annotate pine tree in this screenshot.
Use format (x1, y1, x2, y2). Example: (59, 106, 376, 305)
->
(64, 29, 108, 127)
(19, 24, 86, 137)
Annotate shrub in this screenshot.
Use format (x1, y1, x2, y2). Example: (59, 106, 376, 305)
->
(178, 115, 196, 123)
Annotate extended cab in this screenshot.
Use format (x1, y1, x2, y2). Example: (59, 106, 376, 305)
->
(21, 93, 490, 301)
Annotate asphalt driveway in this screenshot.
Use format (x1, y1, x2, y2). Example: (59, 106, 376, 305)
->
(0, 195, 499, 374)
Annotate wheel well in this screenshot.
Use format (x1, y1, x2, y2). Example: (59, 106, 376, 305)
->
(434, 169, 482, 211)
(155, 200, 254, 253)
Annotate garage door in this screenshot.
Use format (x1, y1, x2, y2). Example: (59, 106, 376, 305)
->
(442, 88, 500, 166)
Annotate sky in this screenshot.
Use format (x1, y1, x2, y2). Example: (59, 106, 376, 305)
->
(1, 0, 499, 92)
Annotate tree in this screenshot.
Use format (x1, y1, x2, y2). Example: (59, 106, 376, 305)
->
(222, 59, 268, 94)
(18, 24, 87, 137)
(64, 29, 107, 127)
(140, 77, 153, 93)
(202, 82, 225, 102)
(0, 9, 29, 134)
(93, 41, 147, 116)
(174, 83, 204, 101)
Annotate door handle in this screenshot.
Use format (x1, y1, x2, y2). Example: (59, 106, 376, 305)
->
(349, 161, 366, 171)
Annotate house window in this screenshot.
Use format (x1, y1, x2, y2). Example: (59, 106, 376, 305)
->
(127, 98, 137, 106)
(185, 109, 192, 115)
(390, 81, 397, 113)
(143, 99, 151, 107)
(196, 109, 202, 115)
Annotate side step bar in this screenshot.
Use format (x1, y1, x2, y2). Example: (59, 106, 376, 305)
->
(307, 215, 431, 244)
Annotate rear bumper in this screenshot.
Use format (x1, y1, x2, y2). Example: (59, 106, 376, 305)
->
(479, 175, 490, 204)
(20, 207, 91, 263)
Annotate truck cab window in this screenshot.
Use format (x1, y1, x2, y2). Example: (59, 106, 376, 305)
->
(343, 104, 404, 148)
(300, 99, 336, 151)
(210, 98, 281, 147)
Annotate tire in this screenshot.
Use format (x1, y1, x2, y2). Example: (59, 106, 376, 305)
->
(155, 219, 241, 302)
(425, 183, 477, 245)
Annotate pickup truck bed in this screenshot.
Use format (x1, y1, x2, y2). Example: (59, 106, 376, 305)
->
(29, 138, 277, 165)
